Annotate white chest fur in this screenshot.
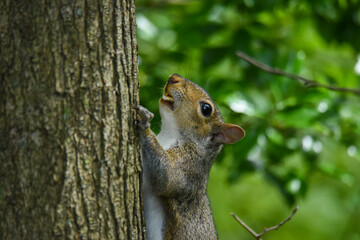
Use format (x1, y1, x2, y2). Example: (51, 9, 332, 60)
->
(157, 109, 179, 150)
(143, 110, 179, 240)
(143, 184, 165, 240)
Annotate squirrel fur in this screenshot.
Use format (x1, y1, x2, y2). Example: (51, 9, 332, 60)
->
(135, 74, 245, 240)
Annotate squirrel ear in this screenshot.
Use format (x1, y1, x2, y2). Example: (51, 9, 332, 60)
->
(213, 123, 245, 144)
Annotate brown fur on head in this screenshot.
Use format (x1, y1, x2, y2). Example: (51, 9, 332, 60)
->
(159, 74, 245, 145)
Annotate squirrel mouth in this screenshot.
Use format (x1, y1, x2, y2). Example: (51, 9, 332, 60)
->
(160, 94, 175, 110)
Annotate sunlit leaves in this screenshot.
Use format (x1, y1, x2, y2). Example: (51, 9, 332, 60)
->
(136, 0, 360, 209)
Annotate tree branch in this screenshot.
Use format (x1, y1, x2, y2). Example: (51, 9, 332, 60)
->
(231, 206, 299, 240)
(236, 51, 360, 95)
(230, 212, 260, 238)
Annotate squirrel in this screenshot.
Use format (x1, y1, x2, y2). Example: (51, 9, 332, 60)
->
(135, 74, 245, 240)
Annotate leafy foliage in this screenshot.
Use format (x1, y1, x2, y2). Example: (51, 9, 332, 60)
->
(136, 1, 360, 239)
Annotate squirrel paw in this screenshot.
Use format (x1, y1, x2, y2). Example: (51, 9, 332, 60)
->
(133, 105, 154, 130)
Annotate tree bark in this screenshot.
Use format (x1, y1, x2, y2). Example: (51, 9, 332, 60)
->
(0, 0, 144, 239)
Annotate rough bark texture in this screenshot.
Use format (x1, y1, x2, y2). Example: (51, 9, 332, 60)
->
(0, 0, 145, 239)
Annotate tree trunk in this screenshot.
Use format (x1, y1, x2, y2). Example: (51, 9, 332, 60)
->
(0, 0, 145, 239)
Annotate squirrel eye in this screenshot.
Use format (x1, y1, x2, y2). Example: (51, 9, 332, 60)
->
(200, 102, 212, 117)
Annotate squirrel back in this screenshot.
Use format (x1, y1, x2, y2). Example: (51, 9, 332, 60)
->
(136, 74, 245, 239)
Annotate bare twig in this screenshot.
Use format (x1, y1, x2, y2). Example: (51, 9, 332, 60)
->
(231, 206, 299, 240)
(230, 212, 259, 238)
(236, 51, 360, 95)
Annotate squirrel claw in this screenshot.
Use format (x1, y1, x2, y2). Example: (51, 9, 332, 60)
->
(134, 105, 154, 130)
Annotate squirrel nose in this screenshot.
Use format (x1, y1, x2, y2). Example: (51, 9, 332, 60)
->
(168, 73, 182, 85)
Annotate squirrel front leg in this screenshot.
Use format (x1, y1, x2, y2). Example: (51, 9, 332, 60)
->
(134, 105, 188, 196)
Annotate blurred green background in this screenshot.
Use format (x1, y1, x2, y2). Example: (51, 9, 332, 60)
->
(136, 0, 360, 239)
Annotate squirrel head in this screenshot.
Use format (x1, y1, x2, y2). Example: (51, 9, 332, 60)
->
(159, 74, 245, 146)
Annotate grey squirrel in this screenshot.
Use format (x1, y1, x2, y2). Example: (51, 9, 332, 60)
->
(135, 74, 245, 240)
